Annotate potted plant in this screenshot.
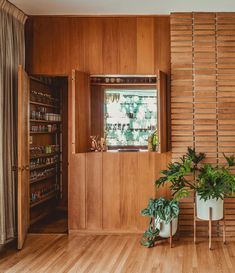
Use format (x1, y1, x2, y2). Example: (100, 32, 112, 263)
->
(141, 197, 179, 247)
(155, 147, 235, 221)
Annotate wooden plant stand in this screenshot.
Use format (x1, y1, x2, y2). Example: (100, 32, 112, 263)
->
(193, 202, 226, 250)
(153, 218, 174, 248)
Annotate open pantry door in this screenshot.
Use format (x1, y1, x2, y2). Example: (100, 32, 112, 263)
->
(71, 70, 91, 153)
(17, 65, 30, 249)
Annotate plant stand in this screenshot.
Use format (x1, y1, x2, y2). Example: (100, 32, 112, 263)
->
(153, 218, 174, 248)
(193, 202, 226, 250)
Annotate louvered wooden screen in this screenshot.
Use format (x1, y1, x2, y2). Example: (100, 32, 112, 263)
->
(171, 12, 235, 237)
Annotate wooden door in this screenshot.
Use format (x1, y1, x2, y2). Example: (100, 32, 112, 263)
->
(157, 70, 167, 153)
(17, 65, 30, 249)
(71, 70, 91, 153)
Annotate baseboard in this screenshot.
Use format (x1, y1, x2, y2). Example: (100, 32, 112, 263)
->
(68, 229, 144, 235)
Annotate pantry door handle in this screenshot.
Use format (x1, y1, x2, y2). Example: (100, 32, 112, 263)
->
(24, 165, 30, 171)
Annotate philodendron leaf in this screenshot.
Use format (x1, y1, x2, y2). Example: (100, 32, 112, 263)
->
(174, 188, 190, 201)
(223, 153, 235, 167)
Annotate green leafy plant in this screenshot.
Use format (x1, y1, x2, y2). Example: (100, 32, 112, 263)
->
(140, 197, 179, 248)
(155, 147, 205, 200)
(196, 160, 235, 201)
(155, 147, 235, 201)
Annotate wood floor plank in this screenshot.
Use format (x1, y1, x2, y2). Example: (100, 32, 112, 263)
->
(1, 234, 235, 273)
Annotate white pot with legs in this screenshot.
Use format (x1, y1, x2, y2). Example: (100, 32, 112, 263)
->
(196, 193, 224, 220)
(155, 217, 178, 238)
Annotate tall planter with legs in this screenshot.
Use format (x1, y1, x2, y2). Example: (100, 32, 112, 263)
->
(154, 147, 235, 249)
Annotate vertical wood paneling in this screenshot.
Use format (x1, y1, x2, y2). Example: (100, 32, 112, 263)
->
(26, 16, 170, 77)
(171, 12, 235, 237)
(69, 18, 85, 71)
(102, 153, 121, 230)
(137, 18, 155, 74)
(102, 18, 119, 74)
(155, 16, 171, 74)
(118, 18, 137, 74)
(84, 18, 103, 74)
(69, 154, 86, 230)
(86, 153, 103, 230)
(136, 153, 159, 230)
(70, 152, 170, 232)
(120, 153, 138, 230)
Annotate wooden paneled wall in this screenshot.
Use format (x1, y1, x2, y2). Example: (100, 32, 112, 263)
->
(69, 152, 170, 233)
(171, 12, 235, 236)
(25, 16, 171, 233)
(26, 16, 170, 75)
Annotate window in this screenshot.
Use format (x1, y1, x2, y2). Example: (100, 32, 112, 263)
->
(104, 88, 157, 148)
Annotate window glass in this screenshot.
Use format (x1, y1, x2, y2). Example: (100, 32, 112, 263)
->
(104, 89, 157, 148)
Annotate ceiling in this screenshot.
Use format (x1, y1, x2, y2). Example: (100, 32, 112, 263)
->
(10, 0, 235, 16)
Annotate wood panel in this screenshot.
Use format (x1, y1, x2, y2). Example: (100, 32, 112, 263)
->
(102, 153, 121, 230)
(68, 153, 86, 230)
(171, 12, 235, 237)
(85, 153, 103, 230)
(26, 16, 170, 75)
(69, 152, 170, 233)
(72, 70, 91, 153)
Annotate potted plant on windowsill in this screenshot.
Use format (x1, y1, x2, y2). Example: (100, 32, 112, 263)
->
(155, 147, 235, 221)
(141, 197, 179, 247)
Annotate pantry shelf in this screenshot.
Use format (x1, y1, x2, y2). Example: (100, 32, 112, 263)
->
(30, 162, 59, 171)
(30, 173, 57, 184)
(30, 119, 61, 123)
(30, 101, 59, 109)
(30, 191, 58, 208)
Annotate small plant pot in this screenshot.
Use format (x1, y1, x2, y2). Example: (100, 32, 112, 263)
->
(155, 217, 178, 238)
(196, 194, 224, 220)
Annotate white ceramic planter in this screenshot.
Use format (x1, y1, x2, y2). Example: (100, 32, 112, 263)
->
(196, 194, 224, 220)
(155, 217, 178, 238)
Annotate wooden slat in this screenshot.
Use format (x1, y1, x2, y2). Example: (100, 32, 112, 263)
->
(171, 12, 235, 237)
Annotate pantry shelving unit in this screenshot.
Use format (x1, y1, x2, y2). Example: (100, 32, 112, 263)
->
(29, 76, 63, 226)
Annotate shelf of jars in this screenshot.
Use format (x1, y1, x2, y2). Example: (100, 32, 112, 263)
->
(30, 101, 59, 109)
(30, 162, 59, 171)
(30, 145, 60, 157)
(31, 152, 61, 159)
(30, 188, 59, 208)
(28, 80, 63, 225)
(30, 123, 61, 134)
(30, 120, 61, 123)
(90, 75, 156, 85)
(30, 90, 60, 108)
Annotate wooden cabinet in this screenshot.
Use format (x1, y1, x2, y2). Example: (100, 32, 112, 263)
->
(69, 152, 171, 233)
(89, 72, 168, 153)
(17, 66, 68, 249)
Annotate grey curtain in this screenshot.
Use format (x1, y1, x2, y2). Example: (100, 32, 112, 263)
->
(0, 0, 27, 245)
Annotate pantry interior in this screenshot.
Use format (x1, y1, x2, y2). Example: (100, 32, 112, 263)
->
(18, 68, 68, 235)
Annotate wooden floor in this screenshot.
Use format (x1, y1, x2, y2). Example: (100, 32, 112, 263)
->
(0, 234, 235, 273)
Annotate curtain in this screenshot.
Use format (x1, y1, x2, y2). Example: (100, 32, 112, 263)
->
(0, 0, 27, 245)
